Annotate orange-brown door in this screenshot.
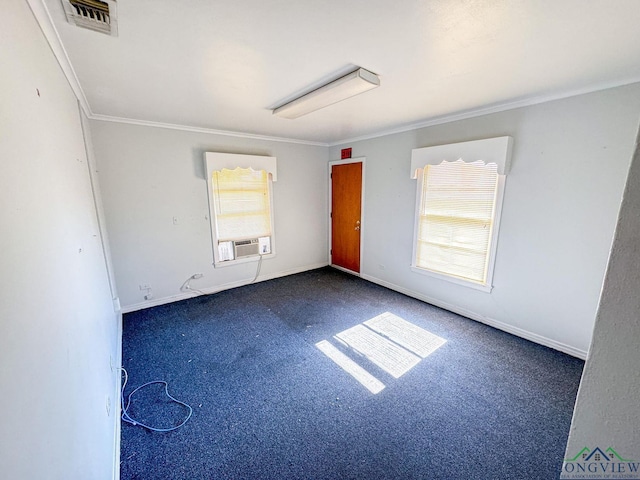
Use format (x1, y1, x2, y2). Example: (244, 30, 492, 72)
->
(331, 162, 362, 273)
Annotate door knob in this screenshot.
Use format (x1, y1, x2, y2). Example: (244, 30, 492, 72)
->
(355, 226, 360, 231)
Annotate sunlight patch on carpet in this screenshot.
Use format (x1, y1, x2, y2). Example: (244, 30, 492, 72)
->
(335, 324, 421, 378)
(364, 312, 447, 358)
(317, 312, 447, 393)
(316, 340, 386, 394)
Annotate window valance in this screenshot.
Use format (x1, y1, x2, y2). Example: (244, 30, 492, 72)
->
(410, 136, 513, 178)
(205, 152, 277, 181)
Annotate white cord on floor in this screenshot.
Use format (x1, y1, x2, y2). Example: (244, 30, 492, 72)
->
(181, 274, 206, 295)
(120, 368, 192, 432)
(250, 254, 263, 284)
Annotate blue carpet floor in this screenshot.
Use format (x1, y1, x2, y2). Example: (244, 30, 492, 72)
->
(120, 267, 583, 479)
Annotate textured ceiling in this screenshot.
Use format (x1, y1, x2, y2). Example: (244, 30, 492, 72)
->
(41, 0, 640, 144)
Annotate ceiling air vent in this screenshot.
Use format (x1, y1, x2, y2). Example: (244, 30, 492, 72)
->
(62, 0, 118, 36)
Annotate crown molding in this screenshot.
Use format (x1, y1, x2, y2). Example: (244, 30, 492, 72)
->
(329, 76, 640, 146)
(26, 0, 93, 117)
(26, 0, 328, 147)
(88, 114, 329, 146)
(27, 0, 640, 150)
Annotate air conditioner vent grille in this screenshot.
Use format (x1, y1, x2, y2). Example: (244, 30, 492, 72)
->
(234, 239, 260, 259)
(62, 0, 118, 36)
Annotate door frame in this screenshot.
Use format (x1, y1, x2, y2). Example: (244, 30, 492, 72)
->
(328, 157, 366, 276)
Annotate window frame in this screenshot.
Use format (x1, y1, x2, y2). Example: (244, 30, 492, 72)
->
(409, 137, 512, 292)
(205, 152, 277, 268)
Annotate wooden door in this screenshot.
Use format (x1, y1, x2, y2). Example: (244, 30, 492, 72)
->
(331, 162, 362, 273)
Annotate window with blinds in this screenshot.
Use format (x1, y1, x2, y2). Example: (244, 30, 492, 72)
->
(415, 160, 499, 285)
(410, 137, 512, 291)
(212, 168, 272, 241)
(204, 152, 277, 266)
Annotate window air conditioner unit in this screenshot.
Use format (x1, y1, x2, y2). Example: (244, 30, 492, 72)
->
(234, 239, 260, 259)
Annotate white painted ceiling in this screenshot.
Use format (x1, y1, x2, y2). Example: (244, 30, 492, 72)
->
(43, 0, 640, 144)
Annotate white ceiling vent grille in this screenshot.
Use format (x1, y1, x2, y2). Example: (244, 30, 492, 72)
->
(62, 0, 118, 36)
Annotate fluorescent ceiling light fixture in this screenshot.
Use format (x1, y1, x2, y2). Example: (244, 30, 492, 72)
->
(273, 68, 380, 119)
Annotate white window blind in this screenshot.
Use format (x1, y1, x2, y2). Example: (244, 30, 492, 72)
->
(212, 167, 271, 241)
(416, 160, 499, 284)
(204, 152, 277, 266)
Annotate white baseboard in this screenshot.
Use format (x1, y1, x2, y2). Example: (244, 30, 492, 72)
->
(330, 264, 360, 276)
(360, 273, 588, 360)
(112, 310, 123, 480)
(121, 262, 329, 313)
(119, 264, 586, 359)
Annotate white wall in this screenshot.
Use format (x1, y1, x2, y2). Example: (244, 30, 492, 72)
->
(90, 121, 328, 310)
(330, 84, 640, 357)
(0, 2, 120, 479)
(562, 128, 640, 471)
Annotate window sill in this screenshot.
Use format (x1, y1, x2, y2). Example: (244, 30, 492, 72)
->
(214, 253, 275, 268)
(410, 265, 493, 293)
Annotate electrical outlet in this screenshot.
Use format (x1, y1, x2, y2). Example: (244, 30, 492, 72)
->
(139, 284, 151, 291)
(144, 292, 153, 300)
